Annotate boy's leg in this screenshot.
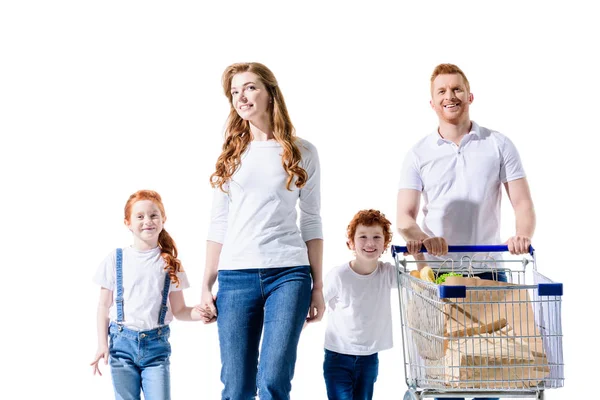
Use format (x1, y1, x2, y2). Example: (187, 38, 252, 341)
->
(323, 350, 354, 400)
(352, 353, 379, 400)
(216, 269, 264, 400)
(257, 266, 312, 400)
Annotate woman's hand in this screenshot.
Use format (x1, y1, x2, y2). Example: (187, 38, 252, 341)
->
(306, 288, 325, 324)
(199, 290, 217, 324)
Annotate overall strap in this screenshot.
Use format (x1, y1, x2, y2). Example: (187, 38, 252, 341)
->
(115, 248, 124, 323)
(158, 272, 170, 326)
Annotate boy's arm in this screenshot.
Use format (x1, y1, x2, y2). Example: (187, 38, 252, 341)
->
(90, 287, 112, 376)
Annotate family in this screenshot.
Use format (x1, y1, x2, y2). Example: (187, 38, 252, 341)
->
(90, 62, 535, 400)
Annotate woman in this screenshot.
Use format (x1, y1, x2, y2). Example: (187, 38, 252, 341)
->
(200, 62, 324, 400)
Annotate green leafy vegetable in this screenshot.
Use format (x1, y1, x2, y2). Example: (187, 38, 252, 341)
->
(435, 272, 462, 284)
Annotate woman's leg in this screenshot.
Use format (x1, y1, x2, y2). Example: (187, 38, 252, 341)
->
(216, 269, 265, 400)
(257, 266, 312, 400)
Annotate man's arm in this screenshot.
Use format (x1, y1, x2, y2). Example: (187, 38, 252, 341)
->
(396, 189, 448, 259)
(504, 177, 536, 254)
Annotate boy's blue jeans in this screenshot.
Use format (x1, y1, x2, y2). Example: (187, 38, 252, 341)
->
(434, 270, 506, 400)
(323, 349, 379, 400)
(216, 266, 312, 400)
(108, 322, 171, 400)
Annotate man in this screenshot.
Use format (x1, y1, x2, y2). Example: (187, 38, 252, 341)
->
(396, 64, 536, 400)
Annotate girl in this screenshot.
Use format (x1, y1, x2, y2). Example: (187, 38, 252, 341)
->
(90, 190, 203, 400)
(323, 209, 417, 400)
(199, 62, 324, 400)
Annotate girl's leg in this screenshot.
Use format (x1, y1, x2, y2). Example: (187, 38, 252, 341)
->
(140, 329, 172, 400)
(353, 353, 379, 400)
(323, 350, 354, 400)
(109, 331, 142, 400)
(257, 266, 312, 400)
(216, 269, 264, 400)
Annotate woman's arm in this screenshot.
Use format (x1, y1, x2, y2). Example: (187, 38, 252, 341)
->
(306, 236, 324, 324)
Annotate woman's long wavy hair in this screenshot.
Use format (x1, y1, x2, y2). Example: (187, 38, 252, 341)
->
(124, 190, 183, 287)
(210, 62, 308, 192)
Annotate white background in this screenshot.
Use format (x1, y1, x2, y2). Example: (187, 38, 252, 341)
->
(1, 1, 596, 399)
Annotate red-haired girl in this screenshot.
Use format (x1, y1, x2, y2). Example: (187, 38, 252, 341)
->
(90, 190, 203, 399)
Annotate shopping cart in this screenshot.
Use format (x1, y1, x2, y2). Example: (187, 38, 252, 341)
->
(391, 245, 564, 400)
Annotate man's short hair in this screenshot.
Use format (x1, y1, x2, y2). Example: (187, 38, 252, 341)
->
(430, 64, 470, 93)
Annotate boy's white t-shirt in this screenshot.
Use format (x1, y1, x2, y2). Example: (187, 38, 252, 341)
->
(324, 261, 397, 356)
(93, 246, 190, 331)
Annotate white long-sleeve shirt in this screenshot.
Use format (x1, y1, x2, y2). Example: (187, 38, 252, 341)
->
(207, 138, 322, 270)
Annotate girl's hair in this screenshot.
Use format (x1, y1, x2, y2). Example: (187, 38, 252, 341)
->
(210, 62, 308, 192)
(124, 190, 183, 287)
(346, 209, 393, 251)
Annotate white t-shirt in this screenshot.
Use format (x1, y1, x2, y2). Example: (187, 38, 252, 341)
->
(207, 138, 322, 270)
(93, 246, 190, 331)
(398, 121, 525, 261)
(324, 261, 397, 356)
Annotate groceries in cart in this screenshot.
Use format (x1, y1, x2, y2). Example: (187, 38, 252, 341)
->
(392, 245, 563, 398)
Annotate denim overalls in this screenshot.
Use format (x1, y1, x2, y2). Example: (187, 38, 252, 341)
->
(108, 248, 172, 400)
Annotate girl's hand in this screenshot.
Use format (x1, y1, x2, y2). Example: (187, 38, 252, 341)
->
(306, 288, 325, 324)
(90, 346, 109, 376)
(200, 291, 217, 324)
(190, 304, 205, 321)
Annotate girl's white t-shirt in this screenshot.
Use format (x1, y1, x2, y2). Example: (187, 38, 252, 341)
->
(93, 246, 190, 331)
(323, 261, 397, 356)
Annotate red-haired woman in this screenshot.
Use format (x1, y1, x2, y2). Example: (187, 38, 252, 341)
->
(90, 190, 203, 399)
(199, 62, 324, 400)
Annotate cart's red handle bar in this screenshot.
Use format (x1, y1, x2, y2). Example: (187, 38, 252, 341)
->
(390, 244, 535, 258)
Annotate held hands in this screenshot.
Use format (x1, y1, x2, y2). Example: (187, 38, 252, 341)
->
(306, 288, 325, 324)
(198, 291, 217, 324)
(506, 235, 531, 255)
(90, 345, 109, 376)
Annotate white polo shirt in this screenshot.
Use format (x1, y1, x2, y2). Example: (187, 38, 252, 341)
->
(398, 121, 525, 260)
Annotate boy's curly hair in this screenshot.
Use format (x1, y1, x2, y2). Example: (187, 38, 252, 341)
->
(346, 209, 393, 250)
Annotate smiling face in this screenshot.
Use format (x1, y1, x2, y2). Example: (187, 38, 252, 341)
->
(349, 224, 386, 262)
(125, 199, 164, 249)
(230, 71, 271, 123)
(430, 73, 473, 125)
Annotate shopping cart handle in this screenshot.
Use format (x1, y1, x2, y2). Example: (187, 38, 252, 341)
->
(390, 244, 535, 257)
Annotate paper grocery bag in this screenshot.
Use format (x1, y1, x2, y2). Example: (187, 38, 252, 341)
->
(442, 276, 510, 337)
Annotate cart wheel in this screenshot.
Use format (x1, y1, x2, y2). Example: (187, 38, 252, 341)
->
(536, 390, 544, 400)
(403, 389, 420, 400)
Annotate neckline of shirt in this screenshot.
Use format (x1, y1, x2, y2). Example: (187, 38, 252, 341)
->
(345, 261, 382, 279)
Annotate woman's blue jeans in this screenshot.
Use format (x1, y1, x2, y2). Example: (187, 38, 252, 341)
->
(323, 349, 379, 400)
(216, 266, 312, 400)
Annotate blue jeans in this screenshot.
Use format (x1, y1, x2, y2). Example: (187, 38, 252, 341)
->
(323, 349, 379, 400)
(108, 323, 171, 400)
(216, 266, 312, 400)
(434, 271, 506, 400)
